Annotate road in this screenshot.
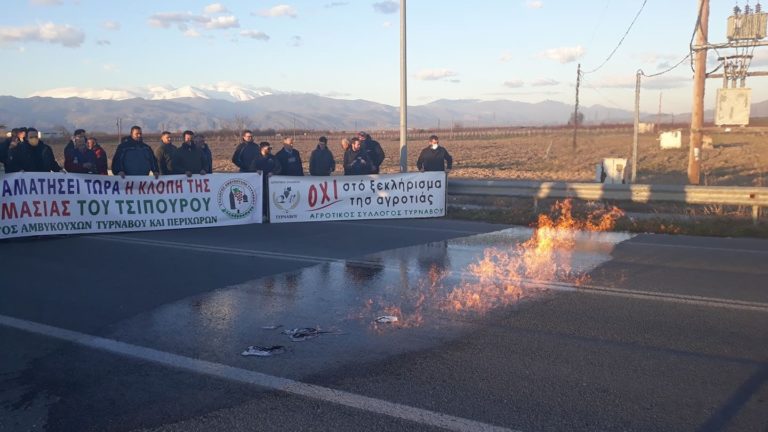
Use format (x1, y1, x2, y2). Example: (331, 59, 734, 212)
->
(1, 219, 766, 432)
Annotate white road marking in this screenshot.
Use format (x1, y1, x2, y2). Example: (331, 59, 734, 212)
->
(87, 236, 768, 313)
(625, 240, 768, 255)
(0, 314, 519, 432)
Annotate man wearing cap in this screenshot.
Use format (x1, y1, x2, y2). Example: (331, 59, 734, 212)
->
(154, 131, 177, 175)
(232, 130, 260, 172)
(275, 137, 304, 176)
(111, 126, 159, 177)
(417, 135, 453, 173)
(0, 127, 32, 173)
(357, 131, 385, 174)
(309, 136, 336, 176)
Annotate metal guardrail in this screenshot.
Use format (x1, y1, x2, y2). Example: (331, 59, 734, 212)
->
(447, 179, 768, 222)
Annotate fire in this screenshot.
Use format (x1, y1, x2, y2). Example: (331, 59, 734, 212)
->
(364, 199, 624, 328)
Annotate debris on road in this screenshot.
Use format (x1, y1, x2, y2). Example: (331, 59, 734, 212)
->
(281, 327, 341, 342)
(261, 324, 283, 330)
(375, 315, 399, 324)
(241, 345, 286, 357)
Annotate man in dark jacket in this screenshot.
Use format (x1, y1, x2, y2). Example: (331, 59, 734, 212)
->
(64, 132, 95, 173)
(358, 131, 385, 174)
(111, 126, 159, 177)
(275, 137, 304, 176)
(27, 128, 61, 172)
(195, 134, 213, 174)
(154, 131, 176, 175)
(86, 137, 109, 175)
(309, 136, 335, 176)
(343, 137, 373, 175)
(249, 142, 281, 222)
(63, 128, 86, 167)
(231, 130, 260, 172)
(417, 135, 453, 172)
(0, 128, 32, 173)
(172, 130, 208, 176)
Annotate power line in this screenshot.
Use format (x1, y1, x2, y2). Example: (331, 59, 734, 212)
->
(640, 53, 691, 78)
(584, 0, 649, 74)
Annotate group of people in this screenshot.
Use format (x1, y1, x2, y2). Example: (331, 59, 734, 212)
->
(1, 126, 454, 177)
(231, 130, 453, 177)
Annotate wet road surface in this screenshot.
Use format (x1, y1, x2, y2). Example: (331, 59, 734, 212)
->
(1, 219, 767, 432)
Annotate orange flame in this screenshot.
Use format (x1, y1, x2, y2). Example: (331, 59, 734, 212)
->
(365, 200, 624, 328)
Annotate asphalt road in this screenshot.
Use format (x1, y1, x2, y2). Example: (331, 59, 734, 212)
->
(1, 219, 766, 432)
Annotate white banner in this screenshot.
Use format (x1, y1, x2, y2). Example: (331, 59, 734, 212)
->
(268, 172, 446, 223)
(0, 172, 263, 239)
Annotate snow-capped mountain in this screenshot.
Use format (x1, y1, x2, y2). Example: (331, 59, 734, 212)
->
(30, 82, 273, 102)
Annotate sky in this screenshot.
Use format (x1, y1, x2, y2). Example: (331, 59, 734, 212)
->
(0, 0, 766, 115)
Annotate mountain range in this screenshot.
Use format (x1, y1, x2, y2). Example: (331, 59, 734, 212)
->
(2, 83, 765, 133)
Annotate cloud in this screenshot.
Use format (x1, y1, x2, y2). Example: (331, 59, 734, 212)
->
(206, 15, 239, 29)
(324, 2, 348, 8)
(184, 29, 201, 38)
(531, 78, 559, 87)
(96, 39, 111, 45)
(499, 51, 513, 63)
(30, 0, 62, 5)
(449, 79, 461, 83)
(289, 35, 302, 47)
(102, 63, 118, 72)
(503, 80, 525, 88)
(241, 30, 270, 41)
(413, 69, 457, 81)
(323, 91, 351, 97)
(538, 45, 584, 64)
(255, 5, 298, 18)
(0, 22, 85, 47)
(102, 20, 120, 30)
(148, 12, 209, 29)
(382, 21, 392, 28)
(204, 3, 228, 14)
(526, 0, 543, 9)
(373, 1, 398, 14)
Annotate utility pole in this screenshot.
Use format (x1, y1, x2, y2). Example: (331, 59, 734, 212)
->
(399, 0, 408, 173)
(631, 70, 641, 183)
(572, 63, 581, 151)
(689, 0, 709, 184)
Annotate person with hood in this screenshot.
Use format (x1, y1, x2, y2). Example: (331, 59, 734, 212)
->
(86, 136, 109, 175)
(111, 126, 159, 177)
(172, 130, 208, 176)
(275, 136, 304, 176)
(154, 131, 177, 175)
(357, 131, 385, 174)
(231, 130, 260, 172)
(0, 127, 32, 173)
(26, 128, 61, 172)
(417, 135, 453, 173)
(309, 136, 335, 176)
(343, 137, 373, 175)
(64, 131, 96, 173)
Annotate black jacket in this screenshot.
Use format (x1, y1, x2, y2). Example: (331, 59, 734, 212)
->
(154, 143, 177, 175)
(111, 137, 159, 176)
(416, 145, 453, 172)
(309, 144, 336, 176)
(361, 137, 385, 173)
(28, 141, 61, 172)
(249, 153, 281, 175)
(232, 141, 260, 172)
(275, 147, 304, 176)
(0, 138, 32, 173)
(343, 149, 373, 175)
(172, 142, 207, 174)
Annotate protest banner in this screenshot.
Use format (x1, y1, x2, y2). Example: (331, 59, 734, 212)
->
(268, 172, 446, 223)
(0, 172, 262, 239)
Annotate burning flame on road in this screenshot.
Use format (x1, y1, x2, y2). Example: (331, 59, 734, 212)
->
(368, 200, 624, 328)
